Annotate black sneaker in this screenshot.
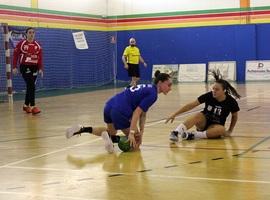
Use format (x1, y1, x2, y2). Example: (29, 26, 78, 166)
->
(169, 131, 179, 142)
(181, 132, 195, 140)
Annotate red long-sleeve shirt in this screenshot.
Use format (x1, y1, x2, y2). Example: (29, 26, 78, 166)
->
(13, 39, 43, 70)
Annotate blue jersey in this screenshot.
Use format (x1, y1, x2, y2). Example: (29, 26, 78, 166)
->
(106, 84, 158, 118)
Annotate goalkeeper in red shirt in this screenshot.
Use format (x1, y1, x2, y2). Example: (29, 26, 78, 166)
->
(12, 27, 44, 114)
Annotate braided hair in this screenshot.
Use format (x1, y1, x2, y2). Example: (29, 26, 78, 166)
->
(209, 69, 241, 99)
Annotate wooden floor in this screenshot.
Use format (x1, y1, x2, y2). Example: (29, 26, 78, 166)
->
(1, 82, 270, 200)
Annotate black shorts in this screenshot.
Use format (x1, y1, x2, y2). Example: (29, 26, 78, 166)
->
(199, 112, 224, 131)
(20, 64, 38, 75)
(127, 63, 140, 77)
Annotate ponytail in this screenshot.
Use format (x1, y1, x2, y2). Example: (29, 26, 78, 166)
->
(209, 69, 241, 99)
(154, 70, 171, 85)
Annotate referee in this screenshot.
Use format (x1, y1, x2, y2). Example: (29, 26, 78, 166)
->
(122, 38, 147, 87)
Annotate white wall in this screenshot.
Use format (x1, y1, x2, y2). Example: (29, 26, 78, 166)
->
(3, 0, 269, 18)
(0, 0, 30, 7)
(108, 0, 240, 16)
(0, 0, 107, 16)
(251, 0, 270, 7)
(39, 0, 107, 15)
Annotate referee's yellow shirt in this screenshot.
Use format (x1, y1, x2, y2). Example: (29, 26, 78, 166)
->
(123, 46, 141, 64)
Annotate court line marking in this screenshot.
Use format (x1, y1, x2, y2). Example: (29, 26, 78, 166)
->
(247, 106, 261, 112)
(42, 181, 61, 186)
(212, 157, 224, 160)
(147, 174, 270, 184)
(173, 120, 270, 125)
(142, 144, 246, 151)
(3, 165, 270, 185)
(164, 165, 178, 168)
(0, 191, 101, 200)
(0, 101, 202, 167)
(0, 87, 267, 197)
(240, 156, 270, 160)
(0, 138, 101, 169)
(3, 165, 84, 172)
(6, 186, 25, 190)
(137, 169, 152, 173)
(0, 134, 62, 143)
(235, 136, 270, 157)
(108, 174, 124, 177)
(77, 177, 94, 181)
(189, 161, 202, 164)
(0, 91, 264, 169)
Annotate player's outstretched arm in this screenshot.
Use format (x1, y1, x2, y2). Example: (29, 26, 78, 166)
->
(165, 100, 200, 123)
(225, 112, 238, 136)
(128, 107, 144, 148)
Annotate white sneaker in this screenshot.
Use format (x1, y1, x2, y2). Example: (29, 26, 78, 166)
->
(66, 124, 83, 139)
(169, 131, 179, 142)
(101, 132, 114, 153)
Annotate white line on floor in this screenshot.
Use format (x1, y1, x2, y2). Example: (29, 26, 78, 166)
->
(0, 138, 101, 168)
(0, 92, 264, 169)
(3, 165, 270, 185)
(0, 191, 101, 200)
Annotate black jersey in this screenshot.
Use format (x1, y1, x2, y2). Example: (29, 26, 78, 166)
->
(198, 91, 240, 125)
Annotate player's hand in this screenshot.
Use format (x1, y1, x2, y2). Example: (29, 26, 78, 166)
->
(165, 115, 176, 124)
(39, 69, 44, 78)
(225, 130, 232, 137)
(12, 68, 18, 75)
(124, 64, 129, 69)
(143, 62, 147, 67)
(135, 131, 143, 147)
(128, 132, 137, 148)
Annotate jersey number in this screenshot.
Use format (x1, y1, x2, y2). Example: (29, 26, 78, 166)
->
(129, 84, 150, 92)
(213, 107, 222, 116)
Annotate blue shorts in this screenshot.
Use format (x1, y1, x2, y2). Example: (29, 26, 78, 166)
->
(103, 104, 131, 130)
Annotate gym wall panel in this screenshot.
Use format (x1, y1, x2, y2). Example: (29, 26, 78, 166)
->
(0, 0, 30, 7)
(116, 25, 258, 83)
(108, 0, 239, 16)
(251, 0, 270, 7)
(38, 0, 107, 16)
(255, 24, 270, 59)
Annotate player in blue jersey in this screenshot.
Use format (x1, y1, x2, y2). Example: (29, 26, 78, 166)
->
(66, 70, 172, 153)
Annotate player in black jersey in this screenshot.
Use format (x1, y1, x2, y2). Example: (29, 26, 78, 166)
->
(166, 69, 241, 141)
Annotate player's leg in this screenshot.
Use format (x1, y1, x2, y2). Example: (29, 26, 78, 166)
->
(128, 64, 140, 87)
(170, 112, 206, 142)
(20, 66, 32, 113)
(181, 124, 225, 140)
(131, 77, 137, 87)
(65, 124, 115, 153)
(181, 113, 225, 140)
(133, 65, 140, 86)
(29, 69, 41, 114)
(127, 64, 134, 87)
(133, 77, 140, 86)
(66, 124, 104, 138)
(65, 104, 116, 153)
(204, 124, 225, 138)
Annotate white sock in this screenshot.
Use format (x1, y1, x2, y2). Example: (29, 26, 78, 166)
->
(175, 124, 187, 135)
(193, 131, 207, 139)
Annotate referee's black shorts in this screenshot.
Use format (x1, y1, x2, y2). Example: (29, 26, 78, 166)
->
(127, 63, 140, 77)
